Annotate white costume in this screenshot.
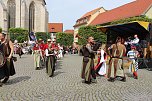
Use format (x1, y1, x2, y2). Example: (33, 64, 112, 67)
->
(96, 49, 107, 76)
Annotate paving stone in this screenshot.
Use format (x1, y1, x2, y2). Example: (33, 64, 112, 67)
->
(0, 54, 152, 101)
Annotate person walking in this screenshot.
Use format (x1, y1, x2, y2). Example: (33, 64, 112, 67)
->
(45, 39, 56, 77)
(33, 43, 41, 70)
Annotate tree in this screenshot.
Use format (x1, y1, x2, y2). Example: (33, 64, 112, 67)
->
(35, 32, 49, 42)
(56, 32, 73, 46)
(78, 26, 106, 45)
(9, 28, 28, 43)
(0, 28, 2, 33)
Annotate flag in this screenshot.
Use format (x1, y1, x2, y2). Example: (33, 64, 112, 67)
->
(29, 32, 36, 41)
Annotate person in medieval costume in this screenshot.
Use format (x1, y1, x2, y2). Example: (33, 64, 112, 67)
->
(45, 40, 56, 77)
(33, 43, 41, 70)
(94, 48, 107, 76)
(107, 37, 126, 82)
(81, 36, 98, 84)
(38, 39, 45, 68)
(0, 33, 15, 86)
(127, 45, 139, 79)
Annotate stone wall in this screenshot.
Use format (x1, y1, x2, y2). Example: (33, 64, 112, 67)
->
(0, 0, 48, 33)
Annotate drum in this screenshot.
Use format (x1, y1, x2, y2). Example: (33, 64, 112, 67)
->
(0, 50, 5, 68)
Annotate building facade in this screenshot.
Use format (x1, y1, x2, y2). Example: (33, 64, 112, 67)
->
(48, 23, 63, 41)
(0, 0, 48, 33)
(73, 7, 106, 42)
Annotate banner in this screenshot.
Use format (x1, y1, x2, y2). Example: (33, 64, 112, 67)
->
(29, 32, 36, 41)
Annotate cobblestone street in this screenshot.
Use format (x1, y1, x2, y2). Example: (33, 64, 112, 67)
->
(0, 54, 152, 101)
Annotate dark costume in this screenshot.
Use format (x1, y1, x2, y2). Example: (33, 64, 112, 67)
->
(45, 49, 55, 77)
(81, 43, 96, 83)
(0, 40, 15, 80)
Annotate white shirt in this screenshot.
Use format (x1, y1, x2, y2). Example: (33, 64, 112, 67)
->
(131, 38, 139, 44)
(45, 49, 54, 56)
(45, 49, 49, 56)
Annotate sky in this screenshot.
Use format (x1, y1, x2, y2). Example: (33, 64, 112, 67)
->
(45, 0, 136, 31)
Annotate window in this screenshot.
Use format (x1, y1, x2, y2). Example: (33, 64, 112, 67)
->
(7, 0, 16, 29)
(29, 2, 35, 32)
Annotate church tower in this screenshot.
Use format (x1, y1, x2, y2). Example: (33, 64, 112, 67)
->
(0, 0, 48, 33)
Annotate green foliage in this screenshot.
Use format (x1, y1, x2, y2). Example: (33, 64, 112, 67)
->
(78, 26, 107, 45)
(35, 32, 49, 42)
(101, 16, 152, 26)
(0, 28, 2, 33)
(9, 28, 28, 43)
(9, 28, 28, 34)
(56, 32, 73, 46)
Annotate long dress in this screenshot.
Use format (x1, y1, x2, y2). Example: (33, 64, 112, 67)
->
(0, 43, 7, 79)
(0, 40, 15, 79)
(94, 49, 107, 76)
(108, 44, 126, 78)
(45, 49, 55, 77)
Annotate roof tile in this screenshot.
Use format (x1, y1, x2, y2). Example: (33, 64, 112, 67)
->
(90, 0, 152, 25)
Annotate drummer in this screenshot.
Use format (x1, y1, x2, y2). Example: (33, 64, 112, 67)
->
(0, 33, 15, 86)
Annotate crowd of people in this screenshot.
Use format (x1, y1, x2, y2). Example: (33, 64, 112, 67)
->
(0, 31, 144, 86)
(81, 35, 141, 84)
(0, 32, 69, 87)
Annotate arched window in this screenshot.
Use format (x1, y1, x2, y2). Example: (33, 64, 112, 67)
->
(29, 2, 35, 32)
(7, 0, 16, 29)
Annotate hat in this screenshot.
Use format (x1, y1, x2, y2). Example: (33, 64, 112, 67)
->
(47, 39, 51, 42)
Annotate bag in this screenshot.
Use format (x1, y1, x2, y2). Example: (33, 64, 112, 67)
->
(12, 56, 17, 62)
(80, 45, 86, 56)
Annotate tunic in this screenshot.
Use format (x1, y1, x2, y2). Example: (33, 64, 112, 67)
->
(108, 44, 126, 78)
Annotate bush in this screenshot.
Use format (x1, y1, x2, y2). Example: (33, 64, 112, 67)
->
(35, 32, 50, 42)
(0, 28, 2, 33)
(56, 32, 73, 46)
(9, 28, 28, 43)
(78, 26, 107, 45)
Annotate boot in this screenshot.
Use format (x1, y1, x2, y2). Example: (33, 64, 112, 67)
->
(0, 81, 3, 87)
(120, 77, 126, 82)
(107, 77, 115, 82)
(2, 77, 9, 83)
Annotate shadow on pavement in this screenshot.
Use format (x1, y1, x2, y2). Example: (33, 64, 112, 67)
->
(5, 76, 31, 85)
(53, 71, 65, 77)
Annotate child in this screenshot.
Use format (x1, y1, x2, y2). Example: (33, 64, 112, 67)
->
(127, 46, 139, 79)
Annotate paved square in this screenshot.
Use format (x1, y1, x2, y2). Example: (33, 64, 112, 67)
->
(0, 55, 152, 101)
